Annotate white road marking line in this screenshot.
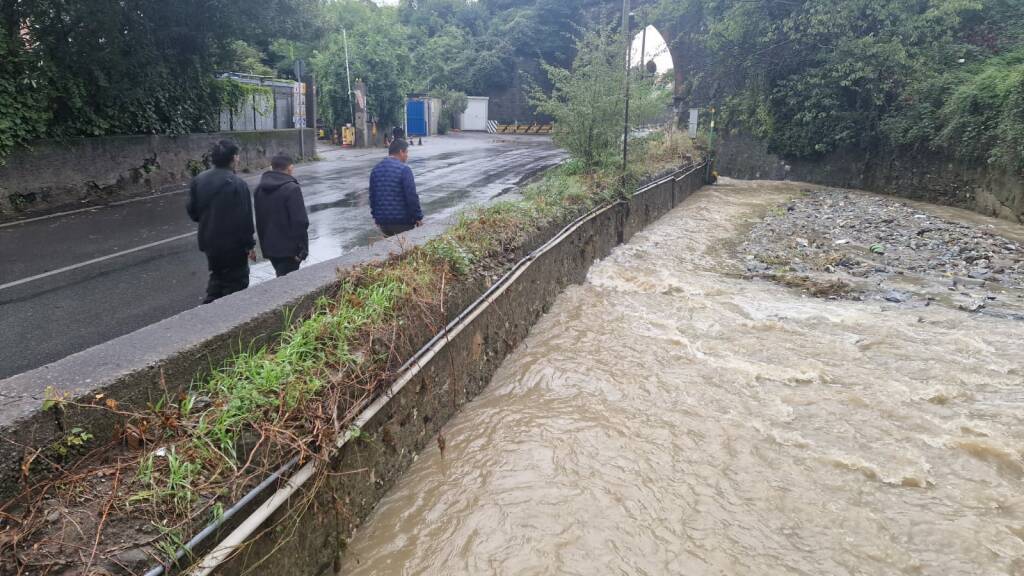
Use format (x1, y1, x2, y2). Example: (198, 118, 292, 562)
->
(0, 231, 197, 291)
(0, 188, 192, 230)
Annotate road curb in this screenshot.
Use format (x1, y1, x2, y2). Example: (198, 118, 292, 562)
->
(0, 224, 447, 500)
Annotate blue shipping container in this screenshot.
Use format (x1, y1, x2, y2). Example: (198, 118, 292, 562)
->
(406, 100, 427, 137)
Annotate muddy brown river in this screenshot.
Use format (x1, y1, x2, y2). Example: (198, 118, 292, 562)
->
(340, 180, 1024, 575)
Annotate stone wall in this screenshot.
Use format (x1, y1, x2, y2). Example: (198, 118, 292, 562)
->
(715, 132, 1024, 223)
(0, 129, 315, 222)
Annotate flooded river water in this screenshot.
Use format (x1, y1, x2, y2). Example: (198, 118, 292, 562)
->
(340, 180, 1024, 576)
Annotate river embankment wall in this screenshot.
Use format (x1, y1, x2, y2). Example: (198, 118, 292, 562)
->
(209, 166, 707, 576)
(0, 129, 315, 222)
(715, 132, 1023, 223)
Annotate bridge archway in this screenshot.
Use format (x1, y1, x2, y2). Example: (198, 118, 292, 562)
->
(631, 25, 674, 79)
(621, 1, 706, 127)
(630, 24, 686, 125)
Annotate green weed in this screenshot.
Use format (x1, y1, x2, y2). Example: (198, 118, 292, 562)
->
(424, 237, 474, 275)
(152, 522, 188, 564)
(130, 447, 200, 515)
(49, 427, 93, 459)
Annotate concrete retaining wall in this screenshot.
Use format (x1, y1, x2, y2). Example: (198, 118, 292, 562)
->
(211, 168, 706, 576)
(0, 129, 315, 222)
(715, 132, 1024, 223)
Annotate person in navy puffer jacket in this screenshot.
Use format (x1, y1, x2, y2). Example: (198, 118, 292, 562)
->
(369, 139, 423, 237)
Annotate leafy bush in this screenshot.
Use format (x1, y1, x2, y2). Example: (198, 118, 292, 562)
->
(936, 48, 1024, 172)
(0, 0, 319, 161)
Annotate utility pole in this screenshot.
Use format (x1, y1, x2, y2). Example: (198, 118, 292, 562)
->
(294, 59, 307, 159)
(621, 0, 632, 181)
(343, 28, 354, 125)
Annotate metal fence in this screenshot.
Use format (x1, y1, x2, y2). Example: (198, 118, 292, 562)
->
(217, 75, 300, 132)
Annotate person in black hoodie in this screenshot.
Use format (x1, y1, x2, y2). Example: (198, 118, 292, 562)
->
(186, 139, 256, 304)
(254, 154, 309, 277)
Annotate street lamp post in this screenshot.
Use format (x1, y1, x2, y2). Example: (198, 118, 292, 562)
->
(640, 25, 647, 80)
(622, 0, 632, 182)
(343, 28, 354, 125)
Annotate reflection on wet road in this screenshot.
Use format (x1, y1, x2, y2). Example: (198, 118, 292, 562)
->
(341, 180, 1024, 576)
(277, 140, 560, 284)
(0, 134, 564, 379)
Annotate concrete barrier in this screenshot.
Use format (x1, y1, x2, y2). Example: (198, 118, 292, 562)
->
(0, 129, 316, 222)
(206, 166, 706, 576)
(0, 223, 444, 501)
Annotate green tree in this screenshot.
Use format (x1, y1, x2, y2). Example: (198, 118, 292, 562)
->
(650, 0, 1023, 172)
(0, 16, 53, 164)
(314, 1, 411, 129)
(225, 41, 275, 77)
(430, 87, 469, 133)
(532, 25, 668, 169)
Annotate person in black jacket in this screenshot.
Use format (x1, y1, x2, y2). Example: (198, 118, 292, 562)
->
(254, 154, 310, 277)
(390, 125, 405, 145)
(186, 139, 256, 304)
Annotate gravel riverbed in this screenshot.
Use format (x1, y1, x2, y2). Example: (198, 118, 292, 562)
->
(740, 187, 1024, 319)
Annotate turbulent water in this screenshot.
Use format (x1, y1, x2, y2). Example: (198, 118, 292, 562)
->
(339, 180, 1024, 576)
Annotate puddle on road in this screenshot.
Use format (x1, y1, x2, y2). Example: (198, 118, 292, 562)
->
(339, 180, 1024, 576)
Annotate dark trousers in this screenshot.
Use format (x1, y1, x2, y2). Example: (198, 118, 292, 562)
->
(270, 257, 301, 277)
(204, 251, 249, 304)
(379, 223, 415, 238)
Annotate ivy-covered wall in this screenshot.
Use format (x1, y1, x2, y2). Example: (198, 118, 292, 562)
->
(0, 129, 315, 222)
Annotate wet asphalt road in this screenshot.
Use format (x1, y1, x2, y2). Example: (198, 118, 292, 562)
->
(0, 133, 564, 379)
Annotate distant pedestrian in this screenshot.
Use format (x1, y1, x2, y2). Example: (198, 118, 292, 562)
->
(369, 139, 423, 237)
(391, 126, 405, 143)
(254, 154, 309, 278)
(186, 139, 256, 304)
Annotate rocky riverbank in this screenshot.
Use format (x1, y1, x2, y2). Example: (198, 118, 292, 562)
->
(740, 187, 1024, 320)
